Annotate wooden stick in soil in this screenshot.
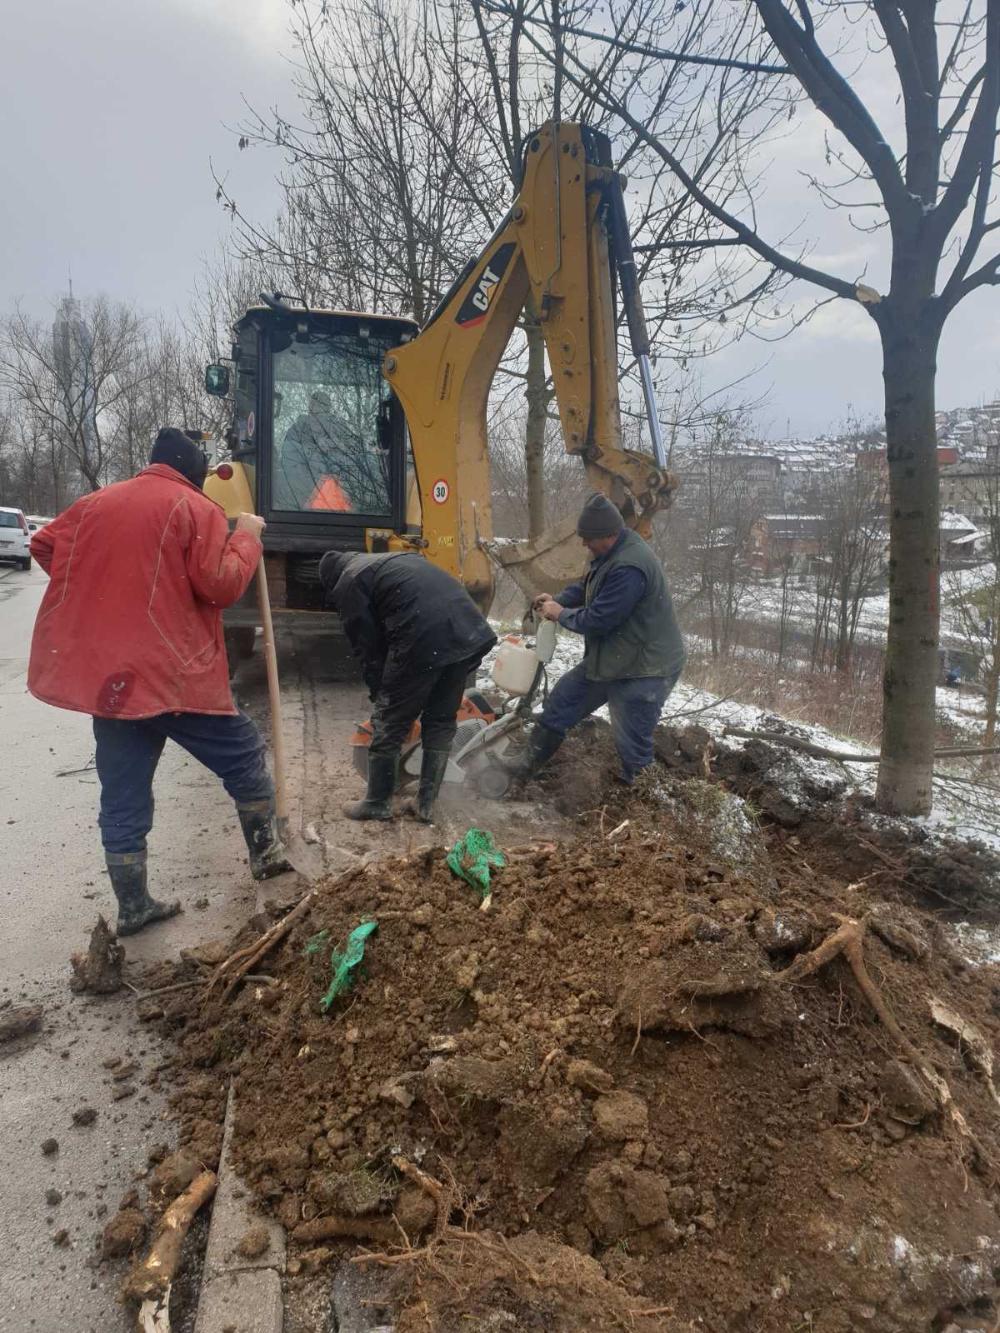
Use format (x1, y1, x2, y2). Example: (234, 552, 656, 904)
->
(205, 888, 318, 1002)
(123, 1169, 217, 1331)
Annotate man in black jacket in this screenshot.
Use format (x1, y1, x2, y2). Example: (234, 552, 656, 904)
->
(320, 551, 497, 822)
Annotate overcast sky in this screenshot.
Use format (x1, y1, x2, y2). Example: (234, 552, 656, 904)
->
(4, 0, 999, 438)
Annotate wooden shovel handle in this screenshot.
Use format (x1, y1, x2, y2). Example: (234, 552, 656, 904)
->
(256, 560, 289, 824)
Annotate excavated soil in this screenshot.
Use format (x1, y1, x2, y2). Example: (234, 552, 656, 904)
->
(150, 733, 1000, 1333)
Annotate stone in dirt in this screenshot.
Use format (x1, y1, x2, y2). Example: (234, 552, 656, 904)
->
(69, 916, 124, 995)
(45, 1188, 62, 1206)
(40, 1137, 58, 1155)
(101, 1207, 146, 1259)
(0, 1003, 43, 1044)
(71, 1106, 97, 1127)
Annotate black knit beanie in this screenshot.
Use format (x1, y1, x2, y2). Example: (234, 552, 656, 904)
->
(150, 427, 208, 488)
(318, 550, 351, 597)
(577, 492, 625, 539)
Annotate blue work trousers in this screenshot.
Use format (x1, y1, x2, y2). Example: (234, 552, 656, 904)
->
(92, 711, 273, 855)
(540, 663, 679, 781)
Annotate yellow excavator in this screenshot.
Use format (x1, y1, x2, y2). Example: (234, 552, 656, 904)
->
(203, 121, 677, 659)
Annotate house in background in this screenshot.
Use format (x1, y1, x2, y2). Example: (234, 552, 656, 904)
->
(940, 509, 982, 562)
(748, 514, 831, 576)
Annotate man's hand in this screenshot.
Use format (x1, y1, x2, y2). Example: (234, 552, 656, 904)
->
(538, 597, 563, 622)
(235, 513, 265, 539)
(531, 593, 549, 611)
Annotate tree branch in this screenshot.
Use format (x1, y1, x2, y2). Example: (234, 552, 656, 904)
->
(477, 0, 791, 75)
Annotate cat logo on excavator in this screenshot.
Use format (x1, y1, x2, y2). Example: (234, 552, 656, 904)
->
(455, 242, 516, 328)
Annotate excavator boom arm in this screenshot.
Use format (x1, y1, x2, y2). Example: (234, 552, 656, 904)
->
(384, 121, 677, 607)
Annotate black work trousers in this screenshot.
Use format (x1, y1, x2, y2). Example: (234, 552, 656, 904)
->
(369, 655, 480, 757)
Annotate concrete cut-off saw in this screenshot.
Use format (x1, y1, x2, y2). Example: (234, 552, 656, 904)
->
(349, 619, 558, 800)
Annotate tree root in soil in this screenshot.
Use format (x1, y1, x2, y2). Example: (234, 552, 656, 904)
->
(206, 890, 318, 1003)
(123, 1170, 217, 1330)
(769, 911, 993, 1173)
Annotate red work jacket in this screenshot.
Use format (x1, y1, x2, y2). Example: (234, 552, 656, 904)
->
(28, 464, 261, 719)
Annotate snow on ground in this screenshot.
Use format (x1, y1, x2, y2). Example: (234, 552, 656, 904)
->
(483, 621, 1000, 855)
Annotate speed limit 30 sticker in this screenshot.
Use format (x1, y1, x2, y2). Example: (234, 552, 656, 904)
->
(430, 479, 450, 505)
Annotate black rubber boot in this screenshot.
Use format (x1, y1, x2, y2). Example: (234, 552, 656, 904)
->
(236, 799, 294, 880)
(343, 752, 398, 821)
(106, 853, 181, 937)
(405, 748, 451, 824)
(524, 724, 565, 776)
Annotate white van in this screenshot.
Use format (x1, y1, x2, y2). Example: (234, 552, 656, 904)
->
(0, 507, 32, 570)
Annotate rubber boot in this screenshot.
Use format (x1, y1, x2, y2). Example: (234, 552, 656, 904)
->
(522, 723, 565, 777)
(404, 748, 451, 824)
(236, 799, 294, 880)
(343, 752, 398, 821)
(106, 852, 181, 937)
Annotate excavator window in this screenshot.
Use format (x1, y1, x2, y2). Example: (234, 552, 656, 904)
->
(270, 330, 394, 518)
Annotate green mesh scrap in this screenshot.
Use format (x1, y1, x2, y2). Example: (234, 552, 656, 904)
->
(305, 920, 378, 1011)
(303, 929, 330, 957)
(446, 828, 506, 900)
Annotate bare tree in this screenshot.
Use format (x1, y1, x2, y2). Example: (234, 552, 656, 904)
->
(808, 466, 888, 677)
(0, 296, 151, 493)
(519, 0, 1000, 815)
(216, 0, 496, 321)
(946, 459, 1000, 747)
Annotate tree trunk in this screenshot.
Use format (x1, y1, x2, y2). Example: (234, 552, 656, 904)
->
(523, 295, 547, 543)
(984, 654, 999, 748)
(875, 310, 941, 816)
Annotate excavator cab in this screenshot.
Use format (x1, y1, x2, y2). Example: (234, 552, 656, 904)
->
(205, 302, 419, 657)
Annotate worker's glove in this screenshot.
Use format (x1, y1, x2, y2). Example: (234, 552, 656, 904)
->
(235, 512, 266, 539)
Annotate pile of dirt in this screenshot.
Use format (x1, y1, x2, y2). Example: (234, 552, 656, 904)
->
(152, 754, 1000, 1333)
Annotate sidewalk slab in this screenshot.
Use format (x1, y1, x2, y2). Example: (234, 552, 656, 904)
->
(196, 1268, 283, 1333)
(203, 1087, 286, 1283)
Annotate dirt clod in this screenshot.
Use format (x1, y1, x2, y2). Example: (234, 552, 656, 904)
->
(0, 1003, 43, 1043)
(40, 1138, 58, 1156)
(591, 1090, 649, 1142)
(235, 1225, 270, 1259)
(71, 1106, 97, 1127)
(101, 1208, 146, 1259)
(69, 916, 124, 994)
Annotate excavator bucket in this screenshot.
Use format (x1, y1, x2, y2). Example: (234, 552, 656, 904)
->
(483, 517, 587, 603)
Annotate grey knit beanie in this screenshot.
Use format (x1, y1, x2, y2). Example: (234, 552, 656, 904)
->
(576, 492, 625, 539)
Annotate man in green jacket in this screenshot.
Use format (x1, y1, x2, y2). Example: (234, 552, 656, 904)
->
(528, 493, 685, 783)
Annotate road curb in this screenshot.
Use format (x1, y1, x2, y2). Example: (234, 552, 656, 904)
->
(194, 1084, 285, 1333)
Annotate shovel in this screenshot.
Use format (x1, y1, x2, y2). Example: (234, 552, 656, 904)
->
(255, 560, 324, 881)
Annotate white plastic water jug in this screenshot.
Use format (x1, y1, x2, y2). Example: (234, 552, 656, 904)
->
(492, 637, 538, 696)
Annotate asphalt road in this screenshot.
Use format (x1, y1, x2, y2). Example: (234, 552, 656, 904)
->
(0, 562, 563, 1331)
(0, 564, 266, 1332)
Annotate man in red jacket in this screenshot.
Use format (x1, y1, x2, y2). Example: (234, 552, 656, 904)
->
(29, 428, 291, 936)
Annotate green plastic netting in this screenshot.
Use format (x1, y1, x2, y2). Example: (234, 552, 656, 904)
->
(305, 919, 379, 1011)
(446, 828, 506, 901)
